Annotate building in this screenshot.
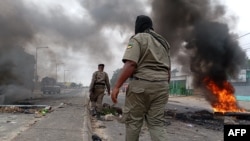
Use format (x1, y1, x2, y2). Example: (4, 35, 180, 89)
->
(170, 68, 250, 98)
(170, 69, 193, 96)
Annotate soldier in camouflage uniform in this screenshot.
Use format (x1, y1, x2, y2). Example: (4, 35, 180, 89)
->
(89, 64, 111, 118)
(111, 15, 171, 141)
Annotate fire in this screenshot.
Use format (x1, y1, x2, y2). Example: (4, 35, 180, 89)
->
(203, 77, 245, 113)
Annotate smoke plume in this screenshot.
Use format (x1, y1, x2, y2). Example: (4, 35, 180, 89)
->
(151, 0, 246, 102)
(0, 0, 149, 103)
(1, 0, 246, 105)
(0, 1, 36, 103)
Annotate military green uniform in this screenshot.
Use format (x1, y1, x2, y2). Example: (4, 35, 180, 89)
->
(89, 70, 110, 113)
(122, 29, 170, 141)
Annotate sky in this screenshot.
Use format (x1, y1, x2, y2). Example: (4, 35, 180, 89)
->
(223, 0, 250, 50)
(1, 0, 250, 87)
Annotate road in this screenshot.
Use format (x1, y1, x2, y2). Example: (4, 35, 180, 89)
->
(1, 88, 249, 141)
(97, 92, 250, 141)
(100, 91, 250, 141)
(0, 88, 89, 141)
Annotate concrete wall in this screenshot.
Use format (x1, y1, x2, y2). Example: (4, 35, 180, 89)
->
(234, 86, 250, 96)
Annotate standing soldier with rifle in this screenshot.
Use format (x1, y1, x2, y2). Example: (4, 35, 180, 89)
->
(89, 64, 111, 119)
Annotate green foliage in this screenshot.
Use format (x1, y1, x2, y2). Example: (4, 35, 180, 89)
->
(78, 83, 83, 87)
(70, 82, 77, 87)
(110, 68, 123, 88)
(101, 107, 117, 115)
(110, 68, 130, 88)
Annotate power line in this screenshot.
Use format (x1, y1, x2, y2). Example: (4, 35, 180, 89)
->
(235, 33, 250, 40)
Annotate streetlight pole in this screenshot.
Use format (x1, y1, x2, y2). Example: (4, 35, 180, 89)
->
(35, 47, 48, 87)
(64, 70, 69, 84)
(56, 63, 64, 82)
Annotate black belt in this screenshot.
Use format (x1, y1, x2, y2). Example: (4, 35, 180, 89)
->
(94, 83, 105, 86)
(131, 77, 167, 82)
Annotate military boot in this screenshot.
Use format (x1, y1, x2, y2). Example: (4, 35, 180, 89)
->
(96, 112, 103, 120)
(91, 109, 97, 116)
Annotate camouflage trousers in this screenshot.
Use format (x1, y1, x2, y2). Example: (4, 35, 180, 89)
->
(122, 80, 169, 141)
(90, 86, 105, 113)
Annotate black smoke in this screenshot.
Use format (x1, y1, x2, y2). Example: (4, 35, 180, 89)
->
(0, 0, 149, 103)
(189, 22, 246, 87)
(1, 0, 246, 105)
(0, 1, 36, 104)
(151, 0, 247, 101)
(0, 0, 148, 79)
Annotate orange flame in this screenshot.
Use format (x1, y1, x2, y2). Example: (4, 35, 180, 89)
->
(203, 77, 245, 113)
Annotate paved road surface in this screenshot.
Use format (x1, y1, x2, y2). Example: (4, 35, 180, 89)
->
(1, 88, 249, 141)
(0, 88, 91, 141)
(94, 93, 250, 141)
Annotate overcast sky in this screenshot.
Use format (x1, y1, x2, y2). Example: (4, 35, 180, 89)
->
(224, 0, 250, 48)
(1, 0, 250, 86)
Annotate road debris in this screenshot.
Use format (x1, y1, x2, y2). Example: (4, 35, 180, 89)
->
(92, 134, 102, 141)
(0, 105, 52, 119)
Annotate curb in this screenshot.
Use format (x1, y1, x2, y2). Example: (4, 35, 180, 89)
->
(82, 91, 93, 141)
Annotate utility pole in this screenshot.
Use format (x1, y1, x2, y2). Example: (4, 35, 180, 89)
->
(35, 47, 48, 89)
(56, 63, 64, 82)
(64, 70, 70, 91)
(64, 70, 69, 84)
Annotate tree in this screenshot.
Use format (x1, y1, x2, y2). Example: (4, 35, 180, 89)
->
(70, 82, 77, 88)
(110, 68, 130, 88)
(110, 68, 122, 88)
(78, 83, 83, 88)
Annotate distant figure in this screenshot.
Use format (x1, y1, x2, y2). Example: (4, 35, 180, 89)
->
(111, 15, 171, 141)
(89, 64, 111, 119)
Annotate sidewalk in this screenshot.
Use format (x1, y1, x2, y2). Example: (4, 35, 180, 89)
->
(0, 89, 90, 141)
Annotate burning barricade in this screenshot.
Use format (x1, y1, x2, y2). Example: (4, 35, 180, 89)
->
(203, 77, 246, 113)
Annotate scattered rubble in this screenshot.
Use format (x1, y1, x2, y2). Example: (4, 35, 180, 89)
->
(103, 114, 115, 121)
(92, 134, 102, 141)
(165, 109, 250, 131)
(91, 103, 250, 140)
(102, 103, 122, 116)
(0, 105, 52, 118)
(0, 106, 27, 113)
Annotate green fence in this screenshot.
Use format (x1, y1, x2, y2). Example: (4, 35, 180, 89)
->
(170, 80, 193, 96)
(247, 70, 250, 79)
